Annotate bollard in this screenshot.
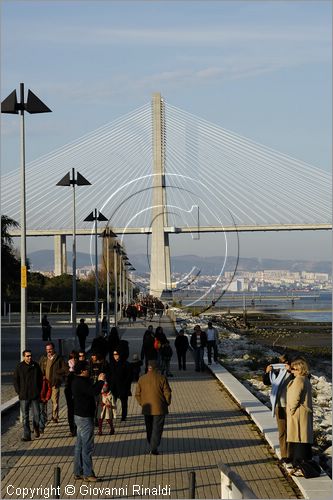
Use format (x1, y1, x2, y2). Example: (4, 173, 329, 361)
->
(189, 471, 196, 498)
(54, 466, 60, 499)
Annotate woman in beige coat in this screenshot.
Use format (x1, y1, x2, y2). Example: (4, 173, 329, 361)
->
(286, 358, 313, 469)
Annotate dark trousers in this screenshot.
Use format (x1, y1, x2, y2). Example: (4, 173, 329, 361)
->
(77, 335, 86, 351)
(275, 406, 289, 459)
(176, 350, 186, 369)
(207, 340, 218, 363)
(64, 387, 76, 435)
(289, 442, 312, 468)
(144, 415, 165, 452)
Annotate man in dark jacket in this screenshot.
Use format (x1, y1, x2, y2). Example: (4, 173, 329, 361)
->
(76, 318, 89, 351)
(72, 360, 105, 482)
(14, 349, 43, 441)
(39, 342, 68, 427)
(110, 349, 132, 421)
(190, 325, 207, 372)
(141, 325, 157, 373)
(135, 360, 172, 455)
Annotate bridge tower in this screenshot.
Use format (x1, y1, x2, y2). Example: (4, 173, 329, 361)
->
(149, 93, 172, 298)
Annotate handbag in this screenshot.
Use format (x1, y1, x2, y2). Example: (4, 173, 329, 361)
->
(296, 459, 321, 478)
(154, 338, 161, 350)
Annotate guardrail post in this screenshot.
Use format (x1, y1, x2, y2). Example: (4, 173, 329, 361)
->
(54, 466, 60, 499)
(189, 471, 196, 498)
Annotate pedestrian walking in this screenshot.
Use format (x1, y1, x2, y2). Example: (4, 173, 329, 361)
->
(190, 325, 207, 372)
(97, 380, 116, 435)
(39, 342, 68, 428)
(174, 329, 189, 370)
(89, 352, 111, 426)
(286, 357, 314, 473)
(14, 349, 43, 441)
(72, 360, 105, 482)
(65, 350, 79, 437)
(107, 326, 120, 363)
(263, 354, 294, 463)
(41, 314, 52, 341)
(135, 360, 172, 455)
(206, 321, 219, 364)
(141, 325, 157, 373)
(76, 318, 89, 351)
(110, 349, 132, 421)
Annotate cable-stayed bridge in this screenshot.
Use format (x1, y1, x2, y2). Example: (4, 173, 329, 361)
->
(2, 93, 331, 297)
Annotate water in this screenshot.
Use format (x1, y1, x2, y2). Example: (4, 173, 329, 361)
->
(177, 290, 332, 323)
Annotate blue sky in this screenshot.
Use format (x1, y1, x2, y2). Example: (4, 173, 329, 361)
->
(1, 0, 332, 262)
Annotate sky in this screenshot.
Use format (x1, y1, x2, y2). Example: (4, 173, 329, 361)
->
(1, 0, 332, 265)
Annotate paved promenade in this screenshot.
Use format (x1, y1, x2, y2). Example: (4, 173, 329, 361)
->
(1, 318, 299, 499)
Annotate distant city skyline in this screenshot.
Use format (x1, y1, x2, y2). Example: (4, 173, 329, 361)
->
(2, 1, 331, 263)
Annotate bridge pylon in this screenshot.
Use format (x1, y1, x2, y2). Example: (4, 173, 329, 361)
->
(149, 93, 172, 299)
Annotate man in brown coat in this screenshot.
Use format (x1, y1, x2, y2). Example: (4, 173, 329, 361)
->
(135, 360, 171, 455)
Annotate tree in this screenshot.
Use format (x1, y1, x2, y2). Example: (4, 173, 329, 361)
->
(1, 215, 20, 304)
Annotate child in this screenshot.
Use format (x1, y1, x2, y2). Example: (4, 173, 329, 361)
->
(98, 381, 116, 436)
(130, 353, 143, 382)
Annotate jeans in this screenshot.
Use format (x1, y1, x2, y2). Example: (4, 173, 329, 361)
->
(144, 415, 165, 452)
(207, 340, 218, 363)
(20, 399, 40, 438)
(194, 347, 205, 370)
(74, 415, 95, 477)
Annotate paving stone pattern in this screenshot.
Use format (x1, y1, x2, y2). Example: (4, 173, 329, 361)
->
(1, 318, 300, 499)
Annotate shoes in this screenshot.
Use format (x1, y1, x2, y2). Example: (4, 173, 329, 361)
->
(121, 417, 126, 421)
(70, 430, 77, 437)
(51, 418, 59, 423)
(40, 429, 44, 435)
(21, 437, 31, 442)
(150, 450, 159, 455)
(109, 429, 115, 435)
(290, 468, 304, 477)
(34, 429, 40, 438)
(97, 430, 102, 436)
(84, 475, 98, 482)
(74, 475, 83, 480)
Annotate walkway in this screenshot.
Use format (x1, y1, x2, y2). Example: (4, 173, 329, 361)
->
(1, 318, 299, 499)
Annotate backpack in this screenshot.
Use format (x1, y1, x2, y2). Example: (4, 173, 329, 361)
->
(154, 338, 161, 350)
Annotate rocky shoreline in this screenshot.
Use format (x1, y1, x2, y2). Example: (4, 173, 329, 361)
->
(172, 308, 332, 477)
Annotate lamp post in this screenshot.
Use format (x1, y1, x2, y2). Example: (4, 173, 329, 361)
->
(84, 209, 108, 335)
(113, 242, 121, 327)
(1, 83, 51, 353)
(100, 228, 117, 335)
(57, 169, 91, 336)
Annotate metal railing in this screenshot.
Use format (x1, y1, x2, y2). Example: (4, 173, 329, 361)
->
(218, 462, 257, 499)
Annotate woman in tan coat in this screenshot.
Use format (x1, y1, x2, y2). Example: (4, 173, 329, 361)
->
(286, 357, 313, 469)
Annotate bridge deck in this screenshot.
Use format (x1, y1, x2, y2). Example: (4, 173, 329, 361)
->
(1, 318, 298, 499)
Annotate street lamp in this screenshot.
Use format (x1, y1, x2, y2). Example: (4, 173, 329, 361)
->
(84, 209, 108, 335)
(1, 83, 51, 353)
(57, 168, 91, 336)
(100, 228, 117, 335)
